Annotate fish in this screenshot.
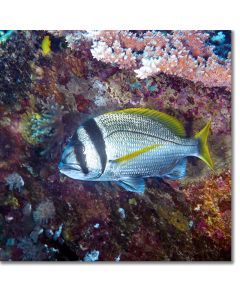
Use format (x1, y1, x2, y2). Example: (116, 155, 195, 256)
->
(58, 108, 213, 193)
(41, 35, 51, 55)
(0, 30, 14, 43)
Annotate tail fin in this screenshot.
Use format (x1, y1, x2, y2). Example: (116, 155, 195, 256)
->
(195, 120, 214, 170)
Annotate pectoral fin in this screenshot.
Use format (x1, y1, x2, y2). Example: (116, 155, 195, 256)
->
(163, 158, 187, 180)
(116, 177, 145, 193)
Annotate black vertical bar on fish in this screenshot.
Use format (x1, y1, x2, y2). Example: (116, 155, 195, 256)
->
(71, 132, 89, 175)
(83, 119, 107, 174)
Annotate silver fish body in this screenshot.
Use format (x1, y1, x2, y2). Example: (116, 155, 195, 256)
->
(59, 108, 213, 193)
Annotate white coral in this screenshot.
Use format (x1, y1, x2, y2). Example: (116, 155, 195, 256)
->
(91, 40, 136, 69)
(91, 41, 112, 61)
(134, 58, 161, 79)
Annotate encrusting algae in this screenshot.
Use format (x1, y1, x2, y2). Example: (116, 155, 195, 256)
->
(183, 170, 231, 247)
(157, 206, 190, 232)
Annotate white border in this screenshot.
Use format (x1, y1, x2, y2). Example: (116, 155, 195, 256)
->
(0, 0, 239, 29)
(0, 1, 239, 299)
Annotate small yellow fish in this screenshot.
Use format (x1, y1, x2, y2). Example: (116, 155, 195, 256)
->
(41, 35, 51, 55)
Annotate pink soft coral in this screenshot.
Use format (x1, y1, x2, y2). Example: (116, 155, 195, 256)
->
(91, 40, 137, 69)
(134, 49, 231, 90)
(81, 30, 231, 90)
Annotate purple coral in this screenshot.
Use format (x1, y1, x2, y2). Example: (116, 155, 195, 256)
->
(17, 237, 47, 261)
(5, 172, 24, 192)
(33, 200, 56, 225)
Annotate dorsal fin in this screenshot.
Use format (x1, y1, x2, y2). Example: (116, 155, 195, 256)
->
(109, 108, 185, 137)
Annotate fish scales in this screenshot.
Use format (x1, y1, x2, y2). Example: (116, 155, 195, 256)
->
(95, 112, 197, 177)
(97, 112, 183, 142)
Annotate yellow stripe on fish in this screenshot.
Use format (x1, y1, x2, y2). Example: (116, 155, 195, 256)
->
(107, 108, 186, 137)
(113, 143, 162, 164)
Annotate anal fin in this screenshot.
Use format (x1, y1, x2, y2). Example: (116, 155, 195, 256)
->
(163, 158, 187, 180)
(116, 177, 145, 193)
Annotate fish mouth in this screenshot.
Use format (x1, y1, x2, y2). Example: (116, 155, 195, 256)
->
(58, 162, 81, 172)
